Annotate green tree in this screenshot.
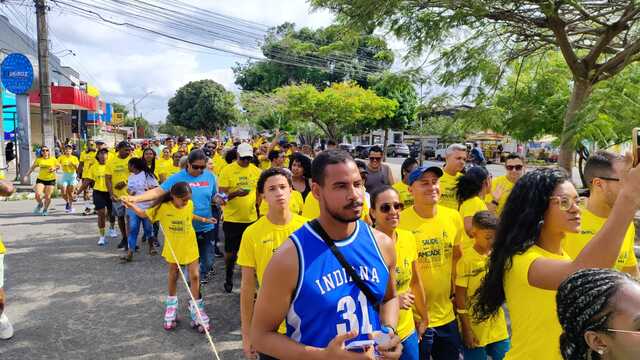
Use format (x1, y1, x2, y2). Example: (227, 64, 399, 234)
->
(370, 72, 418, 154)
(233, 23, 394, 92)
(313, 1, 640, 176)
(123, 116, 153, 139)
(278, 82, 397, 141)
(157, 121, 196, 137)
(167, 80, 238, 133)
(111, 102, 130, 119)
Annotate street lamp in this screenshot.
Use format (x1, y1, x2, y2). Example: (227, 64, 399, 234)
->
(130, 91, 153, 138)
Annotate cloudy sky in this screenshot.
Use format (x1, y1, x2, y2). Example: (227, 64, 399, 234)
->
(4, 0, 345, 124)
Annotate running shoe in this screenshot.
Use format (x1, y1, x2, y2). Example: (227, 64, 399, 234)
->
(83, 207, 92, 216)
(68, 207, 75, 214)
(107, 228, 118, 238)
(214, 247, 224, 258)
(41, 210, 48, 216)
(97, 236, 107, 246)
(33, 204, 42, 214)
(0, 313, 14, 340)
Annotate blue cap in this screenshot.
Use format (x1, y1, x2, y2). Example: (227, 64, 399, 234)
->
(408, 166, 444, 185)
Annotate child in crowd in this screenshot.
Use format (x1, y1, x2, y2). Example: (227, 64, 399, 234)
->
(455, 211, 510, 360)
(122, 158, 159, 261)
(122, 182, 216, 333)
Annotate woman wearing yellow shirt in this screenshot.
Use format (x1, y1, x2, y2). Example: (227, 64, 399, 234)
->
(455, 166, 496, 249)
(473, 166, 640, 360)
(237, 168, 307, 359)
(24, 146, 60, 216)
(369, 185, 428, 360)
(58, 144, 80, 213)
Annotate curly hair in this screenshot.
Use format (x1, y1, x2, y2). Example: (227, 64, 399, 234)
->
(472, 168, 570, 321)
(557, 268, 635, 360)
(455, 165, 489, 206)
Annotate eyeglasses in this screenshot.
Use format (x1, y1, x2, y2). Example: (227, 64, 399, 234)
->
(606, 329, 640, 335)
(596, 176, 620, 182)
(369, 157, 382, 162)
(550, 196, 587, 211)
(506, 165, 523, 171)
(191, 164, 206, 170)
(379, 202, 404, 213)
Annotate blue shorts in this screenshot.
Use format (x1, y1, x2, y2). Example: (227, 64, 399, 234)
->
(60, 172, 78, 187)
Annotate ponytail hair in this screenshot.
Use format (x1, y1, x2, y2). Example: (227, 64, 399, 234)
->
(153, 181, 191, 208)
(129, 157, 156, 180)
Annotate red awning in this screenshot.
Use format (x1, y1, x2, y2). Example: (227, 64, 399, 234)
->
(29, 85, 97, 111)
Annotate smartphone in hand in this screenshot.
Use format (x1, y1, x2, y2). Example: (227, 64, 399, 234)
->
(633, 128, 639, 167)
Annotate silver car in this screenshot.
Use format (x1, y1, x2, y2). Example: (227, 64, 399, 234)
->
(386, 143, 410, 157)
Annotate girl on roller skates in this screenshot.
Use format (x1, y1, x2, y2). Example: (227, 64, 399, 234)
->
(122, 181, 216, 332)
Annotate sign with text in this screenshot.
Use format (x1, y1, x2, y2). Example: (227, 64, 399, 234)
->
(1, 53, 34, 95)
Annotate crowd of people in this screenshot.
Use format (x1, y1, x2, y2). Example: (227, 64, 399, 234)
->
(0, 134, 639, 360)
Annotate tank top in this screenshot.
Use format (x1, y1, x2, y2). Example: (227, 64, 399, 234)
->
(286, 220, 389, 347)
(365, 164, 391, 193)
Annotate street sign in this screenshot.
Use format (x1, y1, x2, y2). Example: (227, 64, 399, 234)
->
(113, 112, 124, 125)
(1, 53, 34, 95)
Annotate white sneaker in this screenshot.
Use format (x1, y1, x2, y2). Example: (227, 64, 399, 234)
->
(68, 207, 75, 214)
(107, 228, 118, 238)
(97, 236, 106, 246)
(0, 313, 14, 340)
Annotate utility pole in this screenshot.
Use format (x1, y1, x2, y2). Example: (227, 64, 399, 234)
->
(35, 0, 54, 150)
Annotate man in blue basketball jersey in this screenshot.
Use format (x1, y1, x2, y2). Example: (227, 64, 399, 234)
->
(251, 150, 403, 359)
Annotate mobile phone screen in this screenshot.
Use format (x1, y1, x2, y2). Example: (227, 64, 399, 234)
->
(634, 128, 640, 166)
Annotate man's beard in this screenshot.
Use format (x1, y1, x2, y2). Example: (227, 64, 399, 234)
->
(325, 200, 363, 223)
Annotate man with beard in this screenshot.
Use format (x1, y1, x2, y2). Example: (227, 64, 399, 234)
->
(251, 150, 403, 359)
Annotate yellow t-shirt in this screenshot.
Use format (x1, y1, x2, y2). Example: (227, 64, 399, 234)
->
(86, 163, 108, 192)
(213, 153, 227, 177)
(394, 229, 418, 340)
(485, 176, 515, 215)
(455, 247, 509, 347)
(35, 157, 60, 181)
(458, 196, 488, 249)
(171, 145, 179, 154)
(301, 192, 370, 221)
(80, 150, 97, 173)
(563, 208, 637, 271)
(259, 156, 271, 170)
(219, 162, 262, 223)
(504, 245, 569, 360)
(108, 149, 116, 161)
(133, 148, 143, 158)
(398, 205, 463, 327)
(439, 170, 461, 209)
(392, 181, 414, 208)
(156, 157, 172, 172)
(58, 154, 80, 173)
(105, 155, 131, 198)
(146, 200, 199, 265)
(259, 190, 304, 216)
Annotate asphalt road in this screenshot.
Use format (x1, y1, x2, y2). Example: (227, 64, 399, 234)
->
(0, 199, 243, 360)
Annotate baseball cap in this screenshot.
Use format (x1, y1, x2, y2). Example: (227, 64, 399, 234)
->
(408, 166, 444, 185)
(237, 143, 254, 158)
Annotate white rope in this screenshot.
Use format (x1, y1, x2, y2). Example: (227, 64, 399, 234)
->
(159, 224, 222, 360)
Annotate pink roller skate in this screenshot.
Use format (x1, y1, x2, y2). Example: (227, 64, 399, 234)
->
(189, 298, 211, 333)
(163, 296, 178, 330)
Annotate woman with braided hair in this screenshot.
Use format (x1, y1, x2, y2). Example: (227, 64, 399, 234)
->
(472, 162, 640, 360)
(557, 268, 640, 360)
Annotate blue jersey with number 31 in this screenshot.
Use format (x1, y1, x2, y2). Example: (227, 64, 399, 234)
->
(286, 220, 390, 347)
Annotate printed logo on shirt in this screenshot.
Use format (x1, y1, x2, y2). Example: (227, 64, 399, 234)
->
(189, 181, 210, 188)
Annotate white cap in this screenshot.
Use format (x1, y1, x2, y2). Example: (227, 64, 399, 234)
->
(237, 143, 254, 158)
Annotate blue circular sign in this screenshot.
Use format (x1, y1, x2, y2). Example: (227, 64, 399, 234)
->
(1, 53, 34, 94)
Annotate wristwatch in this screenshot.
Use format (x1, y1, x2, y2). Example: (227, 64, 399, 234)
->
(382, 325, 398, 336)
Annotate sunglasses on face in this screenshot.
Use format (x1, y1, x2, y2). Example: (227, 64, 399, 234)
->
(191, 164, 206, 170)
(506, 165, 523, 171)
(369, 157, 382, 162)
(379, 202, 404, 213)
(550, 196, 587, 211)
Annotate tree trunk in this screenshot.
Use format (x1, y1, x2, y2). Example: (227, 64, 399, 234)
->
(383, 127, 389, 161)
(559, 79, 592, 177)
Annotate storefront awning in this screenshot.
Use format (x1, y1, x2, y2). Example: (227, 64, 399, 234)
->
(29, 85, 97, 111)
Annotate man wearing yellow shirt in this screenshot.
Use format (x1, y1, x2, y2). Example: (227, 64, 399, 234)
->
(0, 179, 15, 339)
(564, 151, 639, 276)
(58, 144, 80, 213)
(398, 165, 464, 360)
(485, 153, 526, 215)
(393, 157, 418, 208)
(78, 140, 98, 215)
(439, 144, 467, 209)
(106, 141, 132, 249)
(218, 143, 262, 293)
(237, 168, 307, 359)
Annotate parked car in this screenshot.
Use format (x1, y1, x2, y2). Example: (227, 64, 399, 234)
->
(354, 145, 373, 159)
(386, 143, 410, 157)
(338, 143, 355, 154)
(434, 144, 448, 161)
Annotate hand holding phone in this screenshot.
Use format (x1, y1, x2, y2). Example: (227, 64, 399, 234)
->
(633, 128, 639, 167)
